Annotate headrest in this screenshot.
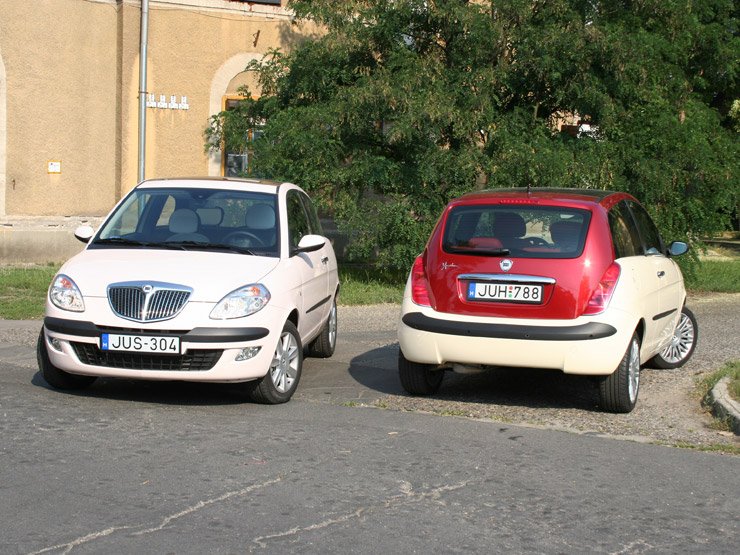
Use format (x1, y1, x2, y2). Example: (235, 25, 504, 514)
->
(247, 204, 276, 230)
(550, 220, 581, 244)
(196, 207, 224, 226)
(169, 209, 199, 234)
(493, 212, 526, 239)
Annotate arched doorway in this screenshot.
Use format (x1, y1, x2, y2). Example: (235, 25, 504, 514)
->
(207, 53, 262, 177)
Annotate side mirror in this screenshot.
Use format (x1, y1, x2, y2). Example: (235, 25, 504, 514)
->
(74, 225, 95, 244)
(667, 241, 688, 257)
(292, 234, 326, 255)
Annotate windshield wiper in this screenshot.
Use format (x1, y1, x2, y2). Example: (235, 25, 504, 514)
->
(94, 237, 159, 247)
(163, 241, 256, 255)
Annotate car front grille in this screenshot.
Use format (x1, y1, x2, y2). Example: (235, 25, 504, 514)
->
(71, 343, 222, 371)
(108, 282, 192, 323)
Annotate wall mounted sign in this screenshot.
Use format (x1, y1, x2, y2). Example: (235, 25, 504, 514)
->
(146, 94, 190, 110)
(48, 161, 62, 174)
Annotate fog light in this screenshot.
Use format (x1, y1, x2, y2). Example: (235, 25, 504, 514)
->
(235, 346, 261, 361)
(49, 338, 63, 352)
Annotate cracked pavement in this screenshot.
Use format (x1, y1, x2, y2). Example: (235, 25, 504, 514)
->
(1, 301, 738, 552)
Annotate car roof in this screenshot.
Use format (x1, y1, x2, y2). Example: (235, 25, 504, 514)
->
(453, 187, 634, 210)
(136, 177, 292, 195)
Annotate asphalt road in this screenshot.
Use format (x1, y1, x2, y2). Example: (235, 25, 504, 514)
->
(1, 305, 739, 553)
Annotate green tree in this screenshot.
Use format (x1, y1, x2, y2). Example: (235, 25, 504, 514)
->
(206, 0, 739, 271)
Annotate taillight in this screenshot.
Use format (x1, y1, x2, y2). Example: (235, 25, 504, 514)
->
(410, 255, 432, 307)
(583, 262, 620, 315)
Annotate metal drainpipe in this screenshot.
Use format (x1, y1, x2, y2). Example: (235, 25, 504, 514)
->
(137, 0, 150, 183)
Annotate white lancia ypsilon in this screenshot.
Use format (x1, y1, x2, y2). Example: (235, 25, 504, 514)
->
(39, 178, 339, 404)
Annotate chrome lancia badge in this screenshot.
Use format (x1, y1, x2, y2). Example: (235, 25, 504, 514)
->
(500, 259, 513, 272)
(441, 262, 458, 271)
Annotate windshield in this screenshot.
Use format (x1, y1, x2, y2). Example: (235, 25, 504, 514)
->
(92, 187, 279, 257)
(442, 205, 591, 259)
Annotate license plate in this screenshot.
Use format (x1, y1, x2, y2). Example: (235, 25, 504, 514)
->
(101, 333, 180, 354)
(467, 282, 543, 304)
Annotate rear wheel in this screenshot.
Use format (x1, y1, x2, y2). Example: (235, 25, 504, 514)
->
(598, 333, 640, 413)
(649, 306, 697, 369)
(308, 297, 337, 358)
(37, 329, 96, 390)
(398, 350, 443, 395)
(247, 322, 302, 404)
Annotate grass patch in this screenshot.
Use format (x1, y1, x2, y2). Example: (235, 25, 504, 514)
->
(686, 259, 740, 293)
(697, 360, 740, 433)
(0, 265, 58, 320)
(338, 266, 406, 306)
(698, 360, 740, 402)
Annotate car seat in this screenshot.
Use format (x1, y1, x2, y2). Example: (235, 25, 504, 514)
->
(550, 220, 582, 252)
(492, 212, 527, 249)
(246, 204, 276, 247)
(166, 208, 209, 243)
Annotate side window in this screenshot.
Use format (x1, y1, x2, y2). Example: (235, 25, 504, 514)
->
(627, 201, 664, 254)
(287, 191, 310, 249)
(608, 202, 641, 258)
(299, 193, 323, 235)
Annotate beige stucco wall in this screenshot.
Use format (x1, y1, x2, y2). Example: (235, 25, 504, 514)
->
(0, 0, 321, 219)
(0, 0, 120, 216)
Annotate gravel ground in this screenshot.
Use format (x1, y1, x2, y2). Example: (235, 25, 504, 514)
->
(341, 295, 740, 451)
(4, 294, 738, 450)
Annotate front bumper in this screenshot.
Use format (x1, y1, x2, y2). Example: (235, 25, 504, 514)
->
(42, 312, 280, 383)
(397, 299, 634, 376)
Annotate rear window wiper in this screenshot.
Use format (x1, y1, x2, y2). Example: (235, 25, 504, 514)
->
(445, 245, 511, 256)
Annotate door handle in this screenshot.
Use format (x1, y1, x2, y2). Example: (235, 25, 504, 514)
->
(657, 271, 665, 278)
(321, 256, 329, 265)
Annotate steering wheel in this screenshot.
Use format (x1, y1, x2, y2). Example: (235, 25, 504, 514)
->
(526, 237, 549, 247)
(222, 231, 265, 248)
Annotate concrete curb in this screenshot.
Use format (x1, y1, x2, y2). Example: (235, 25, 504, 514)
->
(709, 377, 740, 435)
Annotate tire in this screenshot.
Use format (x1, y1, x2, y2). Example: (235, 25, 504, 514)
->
(247, 321, 303, 404)
(37, 329, 96, 390)
(598, 332, 640, 413)
(649, 306, 698, 369)
(398, 350, 443, 395)
(308, 297, 337, 358)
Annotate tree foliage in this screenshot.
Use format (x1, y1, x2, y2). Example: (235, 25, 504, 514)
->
(206, 0, 739, 271)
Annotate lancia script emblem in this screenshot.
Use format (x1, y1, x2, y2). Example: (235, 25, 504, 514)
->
(500, 259, 513, 272)
(441, 262, 458, 271)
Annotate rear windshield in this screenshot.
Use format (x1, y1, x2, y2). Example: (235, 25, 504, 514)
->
(442, 205, 591, 259)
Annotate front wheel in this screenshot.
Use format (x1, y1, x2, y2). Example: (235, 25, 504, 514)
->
(398, 350, 443, 395)
(598, 332, 640, 413)
(247, 322, 303, 404)
(37, 329, 97, 390)
(649, 306, 698, 369)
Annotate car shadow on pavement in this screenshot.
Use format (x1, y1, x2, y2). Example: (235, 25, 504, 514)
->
(349, 344, 603, 411)
(31, 370, 250, 406)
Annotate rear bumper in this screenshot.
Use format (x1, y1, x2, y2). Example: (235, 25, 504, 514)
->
(397, 299, 634, 376)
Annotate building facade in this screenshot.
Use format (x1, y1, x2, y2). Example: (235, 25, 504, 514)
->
(0, 0, 318, 261)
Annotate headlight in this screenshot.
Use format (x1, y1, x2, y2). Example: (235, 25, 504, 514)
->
(49, 274, 85, 312)
(210, 284, 270, 319)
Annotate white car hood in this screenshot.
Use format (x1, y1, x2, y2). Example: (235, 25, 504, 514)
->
(59, 249, 280, 302)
